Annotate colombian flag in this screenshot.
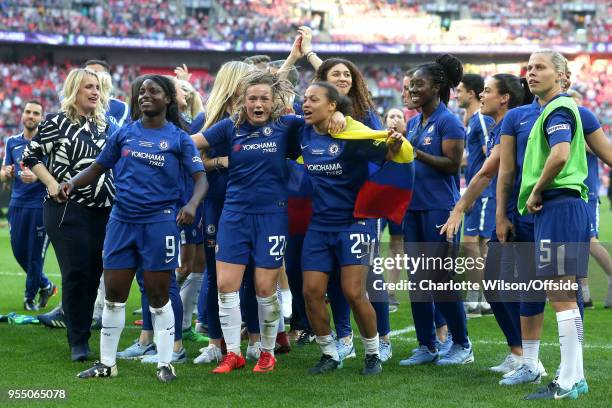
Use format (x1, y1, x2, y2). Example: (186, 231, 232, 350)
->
(331, 117, 415, 225)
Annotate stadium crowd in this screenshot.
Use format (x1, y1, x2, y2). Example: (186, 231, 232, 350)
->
(1, 57, 610, 159)
(1, 0, 609, 44)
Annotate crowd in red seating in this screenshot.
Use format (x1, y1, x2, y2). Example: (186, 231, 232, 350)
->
(1, 0, 609, 44)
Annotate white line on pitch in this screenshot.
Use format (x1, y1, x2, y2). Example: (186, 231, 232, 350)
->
(389, 326, 415, 337)
(0, 271, 61, 277)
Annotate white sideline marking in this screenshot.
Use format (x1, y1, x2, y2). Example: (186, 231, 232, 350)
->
(0, 271, 61, 278)
(389, 326, 415, 337)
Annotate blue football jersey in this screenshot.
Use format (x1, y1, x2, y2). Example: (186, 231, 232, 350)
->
(96, 120, 204, 223)
(106, 98, 130, 129)
(485, 121, 502, 199)
(406, 103, 465, 211)
(299, 124, 387, 231)
(465, 111, 495, 188)
(204, 115, 302, 214)
(2, 134, 47, 208)
(500, 98, 542, 215)
(577, 106, 602, 202)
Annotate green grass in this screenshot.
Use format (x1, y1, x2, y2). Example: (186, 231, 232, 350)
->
(1, 203, 611, 407)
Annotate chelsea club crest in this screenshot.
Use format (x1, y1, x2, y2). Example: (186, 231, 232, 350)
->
(328, 142, 340, 155)
(159, 140, 169, 150)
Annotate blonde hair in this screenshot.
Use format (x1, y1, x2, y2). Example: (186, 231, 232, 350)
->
(203, 61, 254, 131)
(232, 70, 295, 127)
(97, 71, 112, 113)
(179, 79, 205, 120)
(60, 68, 106, 129)
(531, 49, 569, 86)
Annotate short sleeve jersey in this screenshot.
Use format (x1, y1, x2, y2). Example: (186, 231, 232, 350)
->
(204, 115, 302, 214)
(406, 103, 465, 211)
(96, 120, 204, 223)
(299, 124, 388, 231)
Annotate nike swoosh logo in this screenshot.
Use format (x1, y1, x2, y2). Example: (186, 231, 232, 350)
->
(435, 224, 445, 229)
(126, 138, 135, 142)
(274, 256, 283, 261)
(539, 263, 551, 269)
(466, 228, 477, 232)
(300, 144, 309, 149)
(520, 121, 529, 126)
(356, 253, 369, 259)
(165, 258, 175, 263)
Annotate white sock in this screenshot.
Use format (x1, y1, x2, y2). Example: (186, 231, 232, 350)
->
(316, 334, 339, 362)
(180, 272, 203, 331)
(575, 313, 584, 382)
(257, 294, 280, 354)
(362, 334, 380, 356)
(276, 290, 285, 333)
(281, 287, 292, 316)
(100, 300, 125, 367)
(522, 339, 540, 371)
(218, 291, 242, 355)
(581, 283, 591, 302)
(556, 309, 581, 389)
(92, 277, 106, 320)
(150, 301, 175, 368)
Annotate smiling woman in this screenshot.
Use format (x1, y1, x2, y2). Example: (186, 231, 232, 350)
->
(21, 68, 115, 363)
(190, 70, 319, 375)
(57, 75, 208, 383)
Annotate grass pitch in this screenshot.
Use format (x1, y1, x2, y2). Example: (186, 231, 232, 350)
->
(1, 202, 611, 407)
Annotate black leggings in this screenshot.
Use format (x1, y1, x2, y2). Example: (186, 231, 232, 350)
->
(44, 200, 110, 347)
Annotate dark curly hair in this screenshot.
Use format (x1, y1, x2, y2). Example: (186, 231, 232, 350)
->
(313, 58, 375, 123)
(415, 54, 463, 105)
(139, 75, 188, 131)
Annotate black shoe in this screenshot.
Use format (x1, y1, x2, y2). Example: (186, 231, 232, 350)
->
(296, 329, 316, 346)
(361, 353, 383, 376)
(71, 344, 91, 362)
(524, 381, 578, 400)
(308, 354, 341, 375)
(37, 305, 66, 328)
(38, 282, 57, 309)
(77, 361, 117, 379)
(157, 364, 177, 383)
(24, 299, 39, 311)
(583, 299, 594, 309)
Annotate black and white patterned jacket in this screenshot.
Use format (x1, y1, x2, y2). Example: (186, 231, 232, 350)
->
(22, 112, 115, 208)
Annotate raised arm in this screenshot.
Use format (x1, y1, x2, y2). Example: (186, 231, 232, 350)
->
(298, 26, 322, 71)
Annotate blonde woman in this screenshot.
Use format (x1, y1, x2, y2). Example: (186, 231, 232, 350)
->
(22, 68, 115, 362)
